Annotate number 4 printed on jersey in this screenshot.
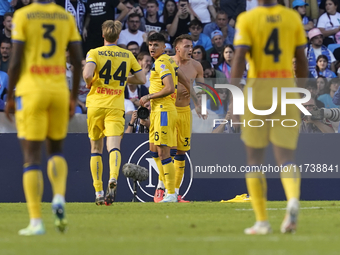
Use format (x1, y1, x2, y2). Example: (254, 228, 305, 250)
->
(264, 28, 282, 63)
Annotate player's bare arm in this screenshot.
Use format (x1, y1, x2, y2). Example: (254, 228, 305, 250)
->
(192, 60, 206, 118)
(178, 60, 205, 119)
(68, 42, 83, 118)
(5, 42, 24, 122)
(294, 46, 309, 89)
(140, 75, 175, 106)
(83, 62, 96, 89)
(127, 70, 146, 85)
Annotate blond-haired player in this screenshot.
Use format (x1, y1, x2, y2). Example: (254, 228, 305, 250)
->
(83, 20, 145, 206)
(5, 0, 83, 235)
(231, 0, 308, 234)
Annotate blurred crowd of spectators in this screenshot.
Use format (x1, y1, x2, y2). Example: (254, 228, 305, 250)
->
(1, 0, 340, 134)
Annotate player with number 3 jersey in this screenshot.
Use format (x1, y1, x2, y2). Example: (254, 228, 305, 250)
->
(84, 20, 145, 206)
(6, 0, 83, 235)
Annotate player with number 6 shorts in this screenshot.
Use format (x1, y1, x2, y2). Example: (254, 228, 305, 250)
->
(140, 33, 187, 203)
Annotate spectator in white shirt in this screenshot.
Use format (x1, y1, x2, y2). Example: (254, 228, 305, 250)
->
(125, 99, 135, 114)
(317, 0, 340, 47)
(118, 13, 145, 48)
(189, 0, 216, 26)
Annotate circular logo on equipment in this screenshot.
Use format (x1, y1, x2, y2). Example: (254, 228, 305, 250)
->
(126, 140, 193, 202)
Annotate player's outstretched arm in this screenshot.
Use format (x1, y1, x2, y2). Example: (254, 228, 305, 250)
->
(69, 43, 83, 118)
(5, 42, 24, 122)
(139, 75, 175, 106)
(127, 70, 146, 85)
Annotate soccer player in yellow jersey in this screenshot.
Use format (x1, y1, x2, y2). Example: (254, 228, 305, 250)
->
(83, 20, 145, 206)
(140, 33, 181, 203)
(152, 34, 203, 203)
(5, 0, 83, 235)
(231, 0, 308, 234)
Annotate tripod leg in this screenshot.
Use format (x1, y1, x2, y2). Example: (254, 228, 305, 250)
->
(132, 180, 138, 202)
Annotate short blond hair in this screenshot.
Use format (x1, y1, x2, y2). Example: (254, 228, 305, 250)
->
(102, 20, 122, 43)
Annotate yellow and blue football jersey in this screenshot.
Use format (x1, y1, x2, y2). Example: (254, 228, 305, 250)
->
(149, 53, 178, 112)
(234, 4, 307, 80)
(85, 44, 141, 111)
(12, 2, 81, 96)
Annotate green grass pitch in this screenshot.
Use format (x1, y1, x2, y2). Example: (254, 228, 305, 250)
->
(0, 201, 340, 254)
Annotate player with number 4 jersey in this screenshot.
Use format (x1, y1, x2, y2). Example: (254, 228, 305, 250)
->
(84, 20, 145, 206)
(231, 0, 309, 235)
(233, 1, 307, 150)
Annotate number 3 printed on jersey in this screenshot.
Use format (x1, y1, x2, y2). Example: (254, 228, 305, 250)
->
(42, 24, 56, 58)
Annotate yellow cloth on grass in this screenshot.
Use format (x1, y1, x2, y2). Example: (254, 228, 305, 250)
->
(220, 194, 251, 203)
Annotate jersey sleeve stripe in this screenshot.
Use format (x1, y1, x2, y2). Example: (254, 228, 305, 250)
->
(11, 39, 25, 44)
(86, 61, 96, 65)
(161, 73, 171, 79)
(296, 44, 307, 49)
(69, 40, 82, 45)
(131, 69, 142, 74)
(235, 45, 251, 49)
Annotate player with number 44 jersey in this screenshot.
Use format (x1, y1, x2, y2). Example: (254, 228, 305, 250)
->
(84, 20, 145, 206)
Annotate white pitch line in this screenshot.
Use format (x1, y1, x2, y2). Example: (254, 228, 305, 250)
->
(235, 206, 340, 211)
